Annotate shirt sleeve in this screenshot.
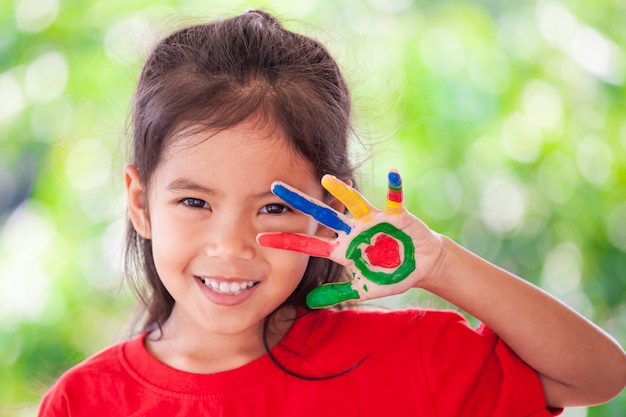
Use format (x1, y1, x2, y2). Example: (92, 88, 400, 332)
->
(415, 310, 563, 417)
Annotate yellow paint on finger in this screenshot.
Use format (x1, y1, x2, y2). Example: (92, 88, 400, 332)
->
(384, 200, 403, 215)
(322, 175, 372, 220)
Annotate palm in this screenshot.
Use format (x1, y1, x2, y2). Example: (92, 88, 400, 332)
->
(258, 170, 443, 308)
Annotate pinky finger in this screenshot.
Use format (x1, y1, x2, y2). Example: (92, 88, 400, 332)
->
(384, 170, 404, 215)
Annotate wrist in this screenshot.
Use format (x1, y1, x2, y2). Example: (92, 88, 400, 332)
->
(417, 234, 458, 294)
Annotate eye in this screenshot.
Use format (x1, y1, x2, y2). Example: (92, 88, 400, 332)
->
(260, 203, 291, 215)
(181, 198, 210, 209)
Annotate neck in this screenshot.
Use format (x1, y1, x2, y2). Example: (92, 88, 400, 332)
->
(145, 306, 296, 374)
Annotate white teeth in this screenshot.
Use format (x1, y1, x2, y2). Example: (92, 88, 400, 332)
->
(201, 278, 257, 295)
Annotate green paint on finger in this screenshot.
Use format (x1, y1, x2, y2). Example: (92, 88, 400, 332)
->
(306, 282, 361, 308)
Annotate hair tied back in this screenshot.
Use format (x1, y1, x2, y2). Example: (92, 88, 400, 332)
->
(244, 9, 280, 27)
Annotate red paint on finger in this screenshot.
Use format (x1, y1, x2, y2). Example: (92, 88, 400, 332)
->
(258, 233, 337, 257)
(364, 234, 401, 268)
(387, 189, 402, 203)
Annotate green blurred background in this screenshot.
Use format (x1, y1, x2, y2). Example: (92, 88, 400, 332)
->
(1, 0, 624, 415)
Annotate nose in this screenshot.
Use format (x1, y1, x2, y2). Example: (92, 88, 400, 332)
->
(204, 215, 256, 262)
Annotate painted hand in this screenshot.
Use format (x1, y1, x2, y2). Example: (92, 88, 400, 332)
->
(257, 170, 444, 308)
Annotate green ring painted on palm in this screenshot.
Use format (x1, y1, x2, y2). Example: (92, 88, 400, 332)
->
(346, 222, 415, 285)
(305, 222, 415, 309)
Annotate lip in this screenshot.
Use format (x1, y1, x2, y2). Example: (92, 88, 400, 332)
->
(194, 276, 260, 307)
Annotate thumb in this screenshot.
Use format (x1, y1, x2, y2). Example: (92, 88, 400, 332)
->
(306, 282, 361, 308)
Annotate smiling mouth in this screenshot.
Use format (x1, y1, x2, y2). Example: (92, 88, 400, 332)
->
(198, 277, 259, 295)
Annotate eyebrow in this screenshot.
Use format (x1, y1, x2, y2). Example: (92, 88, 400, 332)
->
(166, 178, 217, 194)
(166, 177, 277, 199)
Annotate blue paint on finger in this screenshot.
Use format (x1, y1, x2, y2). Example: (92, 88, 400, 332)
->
(272, 183, 352, 234)
(388, 171, 402, 188)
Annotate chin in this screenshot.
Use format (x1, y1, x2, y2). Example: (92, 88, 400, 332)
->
(200, 313, 266, 338)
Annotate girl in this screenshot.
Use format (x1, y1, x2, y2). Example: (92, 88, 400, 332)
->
(39, 9, 625, 416)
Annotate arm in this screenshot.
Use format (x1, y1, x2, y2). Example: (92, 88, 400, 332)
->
(258, 170, 626, 407)
(423, 235, 626, 407)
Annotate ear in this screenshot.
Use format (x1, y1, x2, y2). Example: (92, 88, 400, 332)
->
(124, 164, 152, 239)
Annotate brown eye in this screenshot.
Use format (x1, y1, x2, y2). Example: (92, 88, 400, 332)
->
(182, 198, 209, 209)
(260, 203, 290, 215)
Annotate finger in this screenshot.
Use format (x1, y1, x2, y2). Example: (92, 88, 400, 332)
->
(384, 170, 404, 215)
(321, 175, 376, 221)
(272, 181, 352, 234)
(257, 232, 339, 258)
(306, 282, 361, 308)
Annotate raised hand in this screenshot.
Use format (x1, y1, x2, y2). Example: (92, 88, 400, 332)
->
(257, 170, 444, 308)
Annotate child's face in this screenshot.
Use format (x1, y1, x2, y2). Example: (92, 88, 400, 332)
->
(127, 121, 324, 338)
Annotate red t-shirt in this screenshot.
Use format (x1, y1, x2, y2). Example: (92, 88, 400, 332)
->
(39, 308, 562, 416)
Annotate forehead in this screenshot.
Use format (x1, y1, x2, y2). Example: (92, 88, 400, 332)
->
(154, 120, 320, 195)
(164, 121, 301, 163)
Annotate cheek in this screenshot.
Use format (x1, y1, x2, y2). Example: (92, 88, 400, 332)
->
(151, 239, 183, 281)
(149, 216, 195, 273)
(265, 248, 310, 284)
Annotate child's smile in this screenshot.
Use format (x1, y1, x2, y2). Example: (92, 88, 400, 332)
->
(195, 275, 260, 306)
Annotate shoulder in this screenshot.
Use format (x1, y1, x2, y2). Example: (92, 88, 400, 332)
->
(275, 307, 480, 381)
(286, 307, 472, 356)
(39, 335, 140, 415)
(300, 307, 470, 338)
(305, 308, 551, 416)
(57, 337, 131, 382)
(53, 341, 124, 383)
(285, 307, 510, 370)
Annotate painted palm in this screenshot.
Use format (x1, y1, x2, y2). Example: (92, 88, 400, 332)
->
(258, 170, 443, 308)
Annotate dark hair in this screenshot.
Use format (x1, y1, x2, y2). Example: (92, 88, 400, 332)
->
(125, 10, 356, 334)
